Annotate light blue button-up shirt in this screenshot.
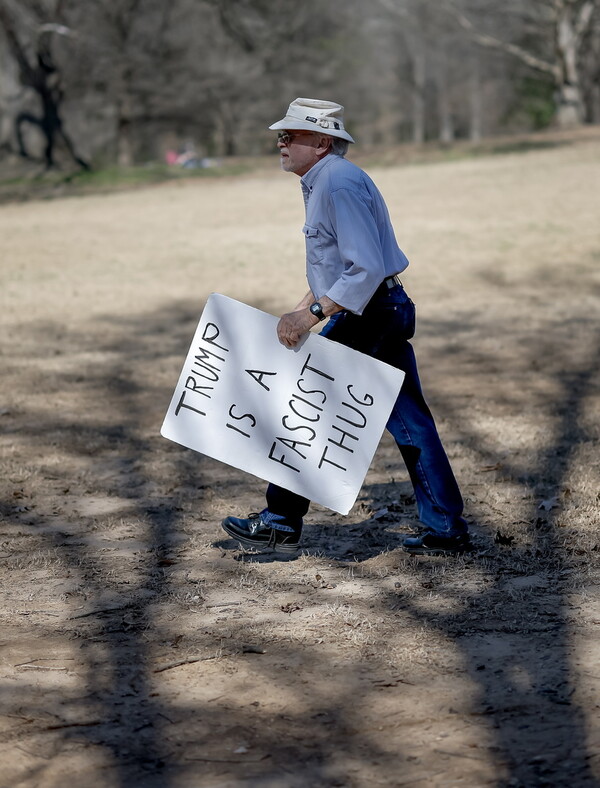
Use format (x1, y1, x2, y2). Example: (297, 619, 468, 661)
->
(300, 154, 409, 315)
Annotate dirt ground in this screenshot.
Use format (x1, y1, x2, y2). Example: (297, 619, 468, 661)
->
(1, 130, 599, 788)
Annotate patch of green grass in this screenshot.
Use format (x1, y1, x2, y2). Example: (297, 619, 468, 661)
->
(0, 159, 259, 204)
(487, 139, 566, 156)
(70, 161, 253, 188)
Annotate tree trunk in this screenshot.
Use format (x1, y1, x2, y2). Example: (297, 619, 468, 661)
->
(0, 4, 89, 169)
(117, 118, 134, 166)
(412, 47, 426, 144)
(116, 74, 134, 166)
(436, 54, 454, 144)
(553, 1, 589, 127)
(468, 50, 483, 142)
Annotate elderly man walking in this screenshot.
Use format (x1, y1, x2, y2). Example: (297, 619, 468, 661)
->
(222, 97, 469, 556)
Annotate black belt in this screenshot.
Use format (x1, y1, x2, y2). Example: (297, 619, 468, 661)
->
(362, 275, 404, 309)
(383, 274, 402, 289)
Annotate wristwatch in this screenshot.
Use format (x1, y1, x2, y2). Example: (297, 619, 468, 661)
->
(309, 302, 326, 321)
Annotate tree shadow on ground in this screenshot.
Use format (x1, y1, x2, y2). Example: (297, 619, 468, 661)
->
(1, 293, 599, 786)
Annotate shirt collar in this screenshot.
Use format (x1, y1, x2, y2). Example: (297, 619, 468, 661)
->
(300, 153, 336, 194)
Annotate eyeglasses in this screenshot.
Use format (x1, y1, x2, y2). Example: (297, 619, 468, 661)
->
(277, 131, 314, 145)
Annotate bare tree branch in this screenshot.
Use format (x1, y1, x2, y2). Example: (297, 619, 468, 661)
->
(441, 0, 559, 78)
(373, 0, 409, 20)
(38, 22, 75, 37)
(574, 0, 597, 40)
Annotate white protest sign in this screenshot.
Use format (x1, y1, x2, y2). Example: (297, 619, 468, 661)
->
(161, 294, 405, 515)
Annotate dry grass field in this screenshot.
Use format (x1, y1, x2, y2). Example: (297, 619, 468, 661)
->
(0, 129, 599, 788)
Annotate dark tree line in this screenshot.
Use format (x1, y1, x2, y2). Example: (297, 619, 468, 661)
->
(0, 0, 598, 169)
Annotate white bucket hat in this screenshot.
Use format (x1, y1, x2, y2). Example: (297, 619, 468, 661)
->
(268, 97, 355, 143)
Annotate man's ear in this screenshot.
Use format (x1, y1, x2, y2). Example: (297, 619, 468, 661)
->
(315, 135, 332, 155)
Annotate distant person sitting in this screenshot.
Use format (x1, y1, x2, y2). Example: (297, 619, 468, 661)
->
(176, 148, 200, 168)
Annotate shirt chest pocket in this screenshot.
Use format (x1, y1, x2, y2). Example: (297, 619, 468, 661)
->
(303, 224, 324, 265)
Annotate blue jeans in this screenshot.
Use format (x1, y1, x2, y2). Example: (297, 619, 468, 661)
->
(266, 282, 467, 536)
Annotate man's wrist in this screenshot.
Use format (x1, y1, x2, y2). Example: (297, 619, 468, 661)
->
(309, 301, 327, 321)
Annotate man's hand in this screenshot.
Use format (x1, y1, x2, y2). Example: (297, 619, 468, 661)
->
(277, 309, 319, 348)
(277, 295, 343, 348)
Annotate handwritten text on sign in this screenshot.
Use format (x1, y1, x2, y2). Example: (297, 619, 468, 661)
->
(160, 294, 405, 515)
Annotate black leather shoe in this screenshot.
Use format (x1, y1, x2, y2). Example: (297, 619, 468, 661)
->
(221, 512, 301, 553)
(402, 531, 471, 556)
